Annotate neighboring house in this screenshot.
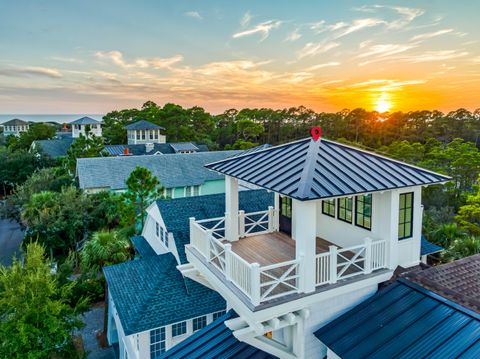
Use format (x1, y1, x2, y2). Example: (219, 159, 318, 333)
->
(31, 137, 74, 158)
(103, 241, 226, 359)
(104, 142, 209, 156)
(71, 116, 102, 138)
(76, 150, 241, 195)
(315, 254, 480, 358)
(174, 135, 451, 358)
(1, 118, 29, 137)
(126, 119, 166, 145)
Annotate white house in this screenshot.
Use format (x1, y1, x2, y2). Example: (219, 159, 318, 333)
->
(70, 116, 102, 138)
(125, 120, 166, 145)
(1, 118, 29, 137)
(176, 135, 451, 358)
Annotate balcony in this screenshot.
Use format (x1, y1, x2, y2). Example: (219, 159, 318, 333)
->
(188, 208, 389, 307)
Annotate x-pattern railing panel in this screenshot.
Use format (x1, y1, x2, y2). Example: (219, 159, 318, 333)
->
(259, 260, 300, 301)
(244, 211, 269, 235)
(208, 236, 226, 271)
(337, 247, 366, 279)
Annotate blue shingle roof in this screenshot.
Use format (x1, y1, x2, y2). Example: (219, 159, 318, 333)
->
(33, 137, 74, 158)
(70, 116, 100, 125)
(421, 235, 443, 256)
(314, 278, 480, 359)
(77, 151, 241, 190)
(124, 120, 164, 130)
(206, 138, 451, 201)
(103, 253, 225, 335)
(160, 310, 277, 359)
(157, 190, 274, 264)
(130, 235, 156, 257)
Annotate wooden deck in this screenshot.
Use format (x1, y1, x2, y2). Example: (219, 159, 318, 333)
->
(225, 231, 337, 266)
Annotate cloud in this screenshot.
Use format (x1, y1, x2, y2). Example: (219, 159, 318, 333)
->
(335, 18, 385, 38)
(95, 50, 183, 69)
(232, 20, 282, 41)
(387, 6, 425, 29)
(410, 29, 453, 41)
(184, 11, 202, 20)
(297, 42, 340, 59)
(240, 11, 252, 27)
(285, 28, 301, 42)
(50, 56, 83, 64)
(358, 43, 418, 58)
(406, 50, 469, 63)
(306, 62, 340, 71)
(0, 66, 62, 78)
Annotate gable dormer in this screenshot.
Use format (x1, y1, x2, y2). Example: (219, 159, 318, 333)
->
(125, 120, 165, 145)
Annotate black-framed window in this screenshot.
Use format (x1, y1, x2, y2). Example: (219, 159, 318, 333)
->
(155, 222, 159, 237)
(280, 196, 292, 218)
(399, 192, 414, 239)
(212, 310, 226, 321)
(150, 327, 165, 358)
(322, 199, 336, 217)
(193, 316, 207, 332)
(337, 197, 353, 223)
(171, 321, 187, 337)
(355, 194, 372, 230)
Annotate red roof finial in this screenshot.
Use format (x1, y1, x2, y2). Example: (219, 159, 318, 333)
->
(311, 127, 322, 141)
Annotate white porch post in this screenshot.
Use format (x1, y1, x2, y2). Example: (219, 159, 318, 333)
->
(274, 192, 280, 231)
(292, 199, 317, 293)
(225, 175, 239, 242)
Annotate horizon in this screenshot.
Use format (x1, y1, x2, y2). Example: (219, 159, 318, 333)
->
(1, 1, 479, 113)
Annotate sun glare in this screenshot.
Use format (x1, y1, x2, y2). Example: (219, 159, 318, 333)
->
(374, 93, 392, 113)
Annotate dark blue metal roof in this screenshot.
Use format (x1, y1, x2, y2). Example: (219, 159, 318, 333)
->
(314, 278, 480, 359)
(160, 310, 277, 359)
(421, 235, 443, 256)
(124, 119, 164, 130)
(130, 235, 156, 257)
(103, 253, 225, 335)
(206, 138, 451, 201)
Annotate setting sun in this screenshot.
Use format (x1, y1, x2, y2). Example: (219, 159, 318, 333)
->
(374, 93, 392, 113)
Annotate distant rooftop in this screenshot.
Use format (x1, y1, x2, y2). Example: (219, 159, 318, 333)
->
(206, 137, 451, 201)
(1, 118, 29, 126)
(124, 119, 164, 130)
(70, 116, 100, 125)
(103, 142, 209, 156)
(32, 137, 74, 158)
(76, 150, 241, 190)
(421, 235, 444, 256)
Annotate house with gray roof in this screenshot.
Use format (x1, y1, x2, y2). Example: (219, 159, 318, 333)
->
(31, 137, 75, 158)
(125, 119, 166, 145)
(103, 142, 209, 156)
(71, 116, 102, 138)
(1, 118, 29, 137)
(76, 150, 241, 196)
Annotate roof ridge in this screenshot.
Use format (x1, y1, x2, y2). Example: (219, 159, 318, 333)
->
(296, 138, 321, 199)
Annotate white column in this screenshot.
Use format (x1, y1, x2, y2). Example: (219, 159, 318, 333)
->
(225, 176, 239, 242)
(274, 192, 280, 231)
(292, 199, 317, 293)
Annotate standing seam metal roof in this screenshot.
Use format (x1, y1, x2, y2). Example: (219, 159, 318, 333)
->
(160, 310, 277, 359)
(314, 278, 480, 359)
(205, 138, 451, 201)
(124, 120, 165, 130)
(70, 116, 100, 125)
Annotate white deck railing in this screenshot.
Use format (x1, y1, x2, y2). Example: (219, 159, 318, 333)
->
(315, 238, 388, 286)
(190, 211, 388, 306)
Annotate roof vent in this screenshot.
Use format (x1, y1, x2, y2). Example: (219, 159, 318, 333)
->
(145, 143, 154, 153)
(123, 147, 129, 155)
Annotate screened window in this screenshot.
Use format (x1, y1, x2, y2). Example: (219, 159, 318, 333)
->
(212, 310, 226, 321)
(150, 327, 165, 358)
(399, 192, 414, 239)
(322, 199, 335, 217)
(355, 194, 372, 230)
(193, 316, 207, 332)
(160, 228, 168, 246)
(171, 321, 187, 337)
(165, 188, 173, 198)
(193, 185, 200, 196)
(337, 197, 353, 223)
(155, 222, 159, 237)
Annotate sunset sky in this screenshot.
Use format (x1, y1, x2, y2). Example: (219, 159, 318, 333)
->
(0, 0, 479, 114)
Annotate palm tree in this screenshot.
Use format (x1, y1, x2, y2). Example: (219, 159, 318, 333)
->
(431, 223, 467, 248)
(80, 230, 131, 273)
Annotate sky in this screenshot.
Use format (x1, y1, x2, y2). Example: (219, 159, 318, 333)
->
(0, 0, 479, 114)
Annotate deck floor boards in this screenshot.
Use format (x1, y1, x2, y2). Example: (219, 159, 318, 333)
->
(225, 231, 337, 266)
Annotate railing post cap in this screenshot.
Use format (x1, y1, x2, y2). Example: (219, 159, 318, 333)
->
(251, 262, 260, 268)
(189, 217, 196, 221)
(224, 243, 232, 249)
